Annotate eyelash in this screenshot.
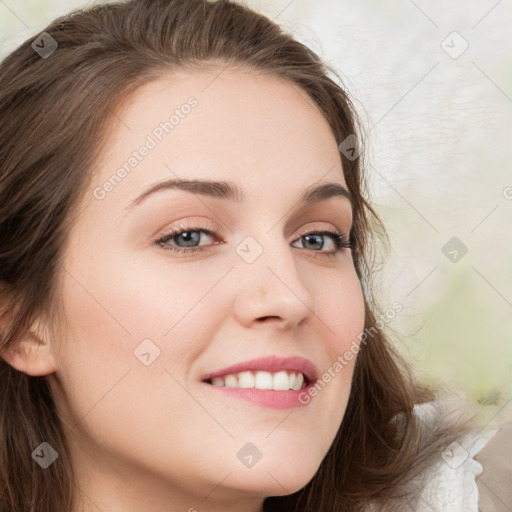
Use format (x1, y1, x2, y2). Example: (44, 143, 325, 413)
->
(155, 224, 353, 259)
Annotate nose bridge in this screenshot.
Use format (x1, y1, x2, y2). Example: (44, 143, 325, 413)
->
(232, 228, 317, 326)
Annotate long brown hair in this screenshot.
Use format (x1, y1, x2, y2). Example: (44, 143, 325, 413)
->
(0, 1, 478, 510)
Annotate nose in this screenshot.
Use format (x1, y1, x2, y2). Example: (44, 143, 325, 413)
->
(232, 235, 318, 331)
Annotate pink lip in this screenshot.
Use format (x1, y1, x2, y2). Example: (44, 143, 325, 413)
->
(203, 385, 315, 409)
(200, 355, 319, 384)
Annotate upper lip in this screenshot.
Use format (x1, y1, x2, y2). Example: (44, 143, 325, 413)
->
(201, 355, 319, 385)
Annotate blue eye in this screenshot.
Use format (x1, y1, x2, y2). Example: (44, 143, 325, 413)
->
(295, 231, 352, 253)
(155, 226, 352, 257)
(155, 227, 217, 254)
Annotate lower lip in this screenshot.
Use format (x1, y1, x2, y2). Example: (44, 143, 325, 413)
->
(202, 382, 315, 409)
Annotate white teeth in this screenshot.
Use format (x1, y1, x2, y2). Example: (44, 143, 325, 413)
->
(272, 370, 290, 391)
(224, 374, 238, 388)
(237, 371, 255, 388)
(208, 370, 307, 390)
(292, 372, 304, 391)
(254, 371, 273, 389)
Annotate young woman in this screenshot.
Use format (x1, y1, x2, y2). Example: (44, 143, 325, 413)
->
(0, 0, 510, 511)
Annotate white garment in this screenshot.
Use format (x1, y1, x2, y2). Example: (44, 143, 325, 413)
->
(406, 399, 499, 512)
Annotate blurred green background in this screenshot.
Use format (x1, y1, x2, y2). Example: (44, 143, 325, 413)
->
(1, 0, 511, 426)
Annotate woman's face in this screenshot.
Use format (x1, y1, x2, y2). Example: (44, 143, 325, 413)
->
(46, 66, 365, 511)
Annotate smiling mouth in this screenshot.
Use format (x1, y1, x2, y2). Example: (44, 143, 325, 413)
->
(203, 369, 310, 391)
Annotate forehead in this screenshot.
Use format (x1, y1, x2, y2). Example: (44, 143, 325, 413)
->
(91, 65, 347, 210)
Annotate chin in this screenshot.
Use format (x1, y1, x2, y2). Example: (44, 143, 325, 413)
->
(229, 456, 320, 497)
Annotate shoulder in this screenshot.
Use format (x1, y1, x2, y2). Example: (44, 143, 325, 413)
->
(474, 420, 512, 512)
(396, 399, 503, 512)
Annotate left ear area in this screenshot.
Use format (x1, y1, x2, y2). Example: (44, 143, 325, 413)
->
(1, 323, 58, 377)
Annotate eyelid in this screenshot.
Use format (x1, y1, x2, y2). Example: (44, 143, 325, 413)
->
(294, 221, 345, 238)
(154, 218, 220, 241)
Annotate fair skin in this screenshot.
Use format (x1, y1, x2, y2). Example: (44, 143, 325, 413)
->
(4, 65, 365, 512)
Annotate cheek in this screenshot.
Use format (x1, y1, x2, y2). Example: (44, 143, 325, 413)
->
(102, 247, 230, 340)
(53, 243, 227, 417)
(306, 269, 365, 425)
(51, 263, 207, 471)
(319, 268, 366, 353)
(62, 237, 224, 342)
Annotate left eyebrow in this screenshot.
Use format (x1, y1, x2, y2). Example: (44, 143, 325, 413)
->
(124, 178, 353, 211)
